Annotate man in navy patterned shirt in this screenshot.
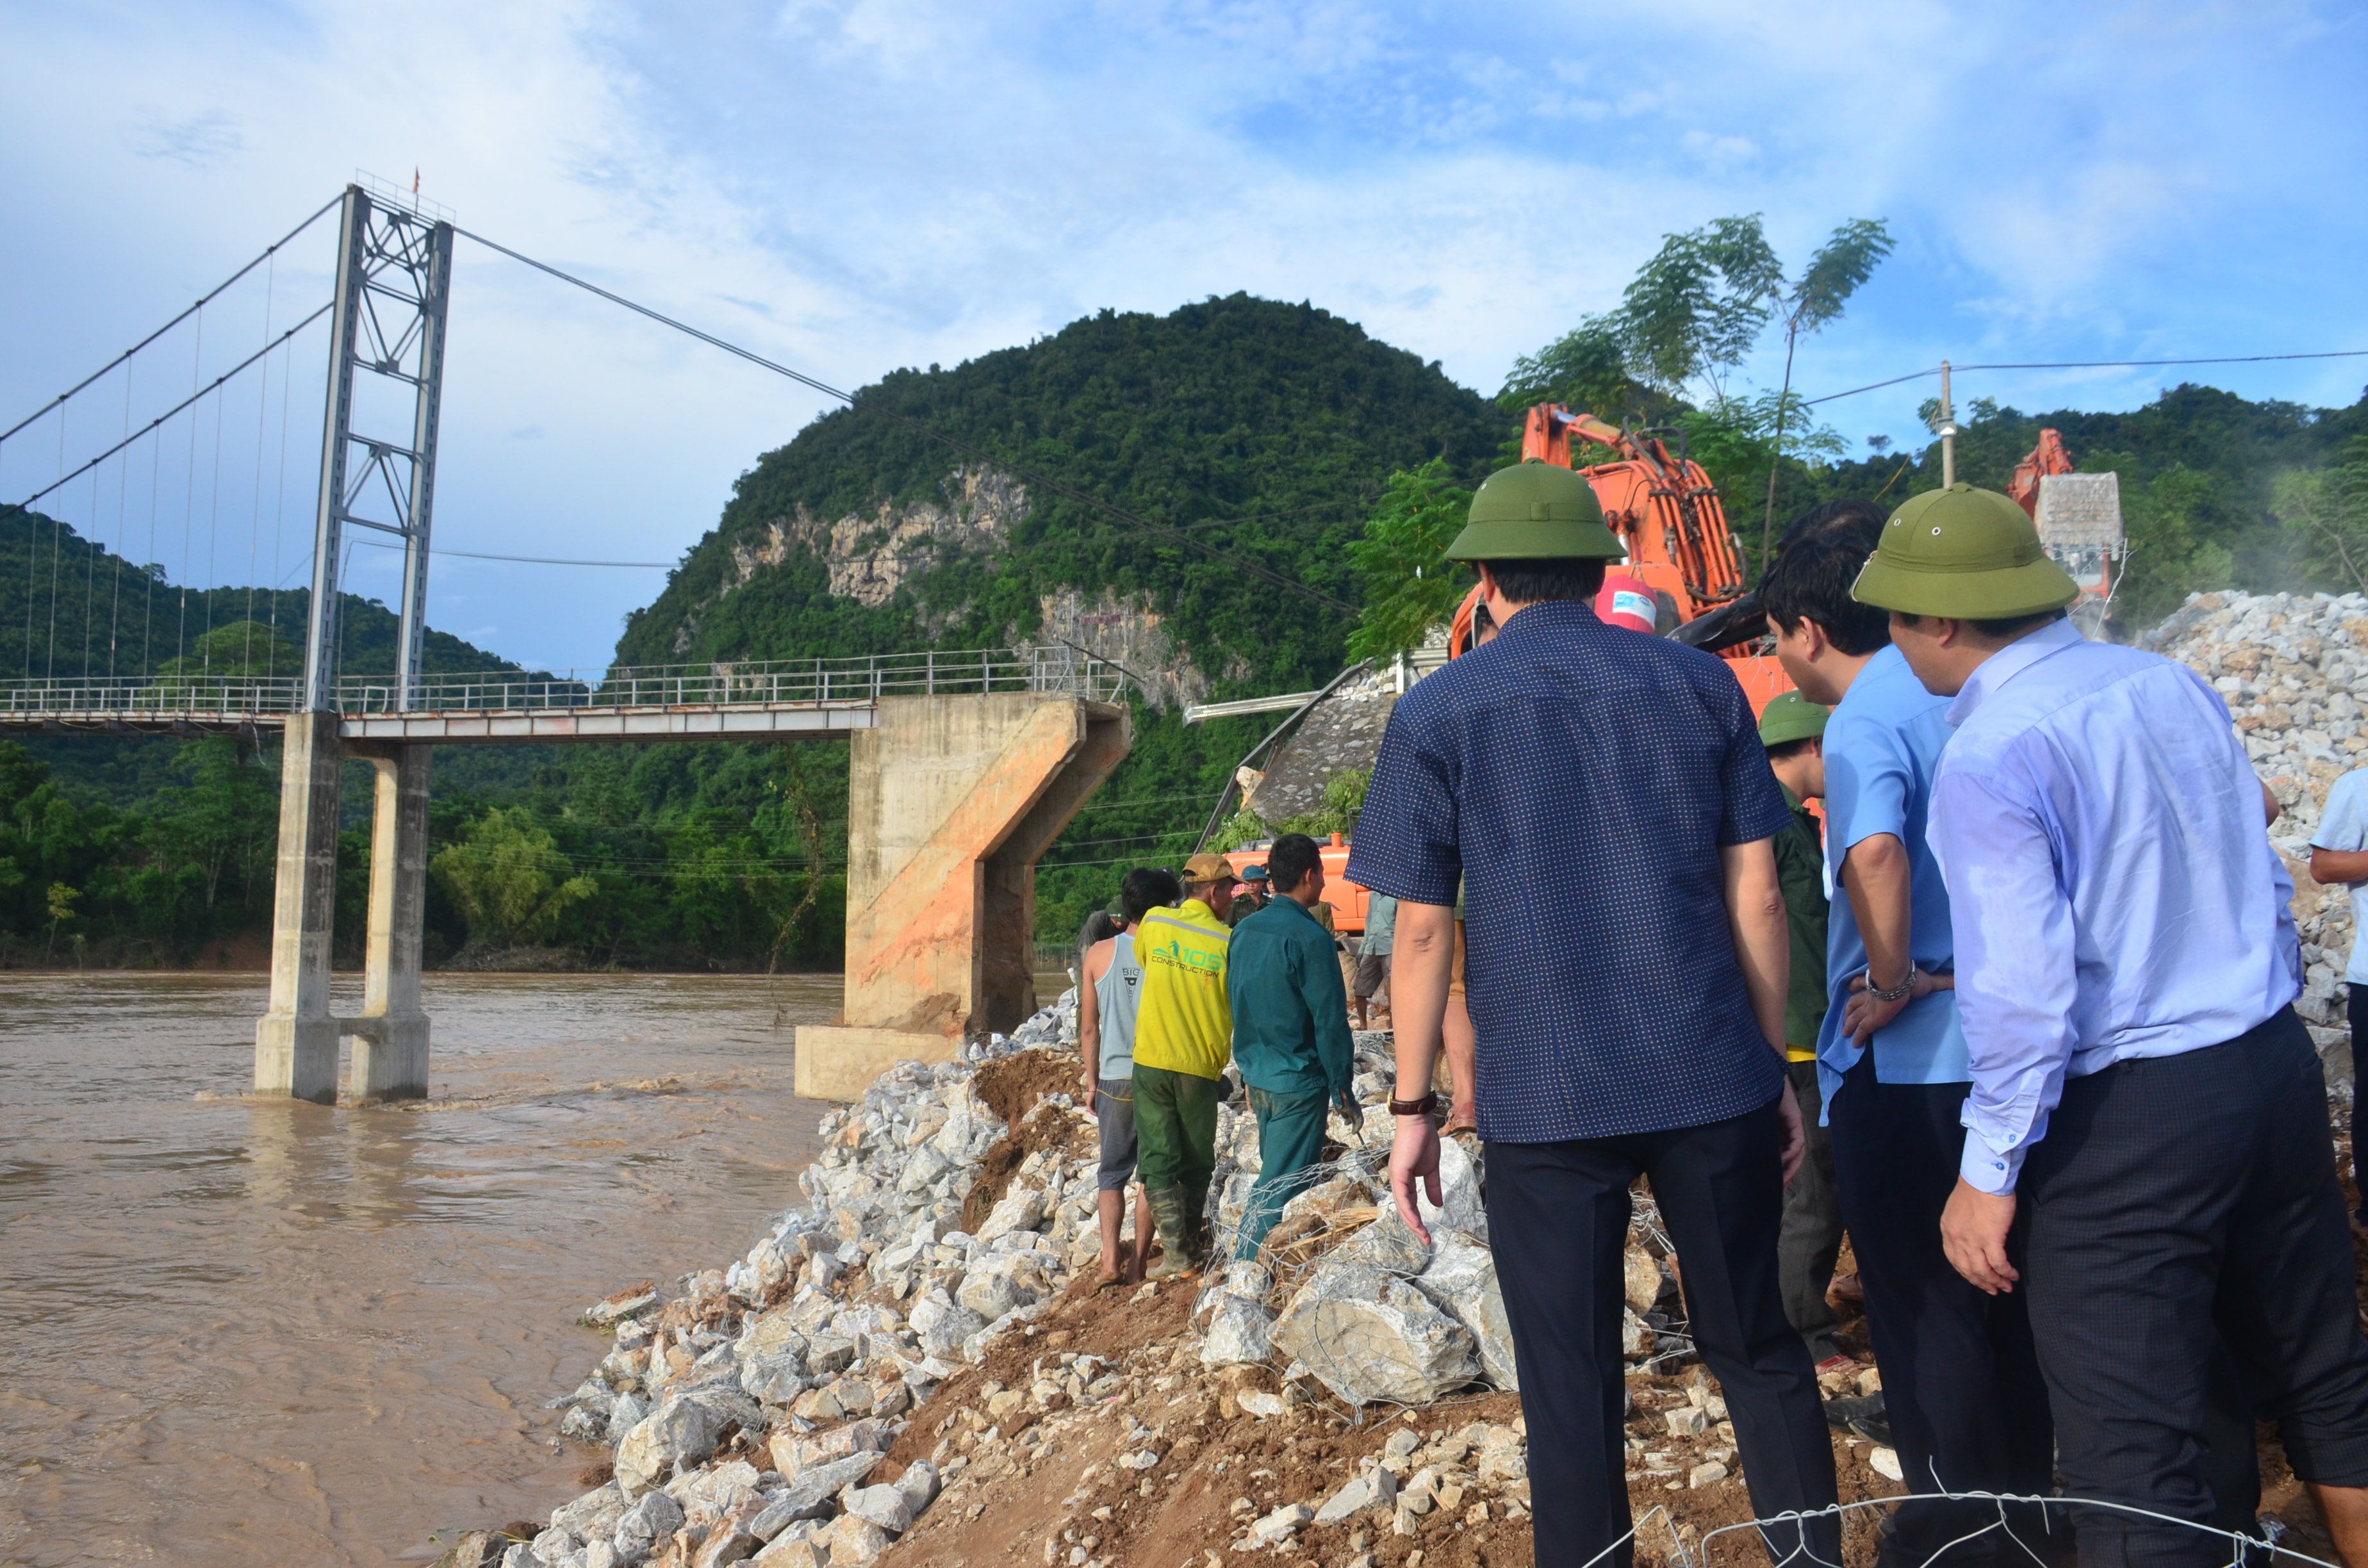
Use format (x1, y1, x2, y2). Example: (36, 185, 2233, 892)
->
(1349, 461, 1839, 1568)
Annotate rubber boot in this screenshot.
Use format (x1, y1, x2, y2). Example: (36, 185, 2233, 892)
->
(1145, 1184, 1197, 1280)
(1182, 1178, 1213, 1266)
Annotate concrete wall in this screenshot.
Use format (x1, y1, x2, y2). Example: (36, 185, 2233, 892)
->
(796, 694, 1128, 1099)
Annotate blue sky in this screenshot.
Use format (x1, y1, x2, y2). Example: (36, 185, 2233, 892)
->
(2, 0, 2364, 674)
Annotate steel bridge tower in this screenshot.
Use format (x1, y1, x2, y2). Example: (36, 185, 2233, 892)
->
(256, 183, 452, 1104)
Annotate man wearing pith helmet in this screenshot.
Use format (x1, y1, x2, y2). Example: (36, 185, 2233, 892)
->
(1349, 459, 1840, 1568)
(1859, 484, 2368, 1568)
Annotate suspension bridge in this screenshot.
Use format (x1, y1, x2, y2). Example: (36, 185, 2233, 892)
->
(0, 179, 1132, 1107)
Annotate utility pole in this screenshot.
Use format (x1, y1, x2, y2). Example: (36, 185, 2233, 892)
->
(1938, 360, 1957, 489)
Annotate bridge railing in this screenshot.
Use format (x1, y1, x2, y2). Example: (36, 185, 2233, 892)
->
(0, 673, 304, 717)
(339, 646, 1128, 711)
(0, 646, 1128, 719)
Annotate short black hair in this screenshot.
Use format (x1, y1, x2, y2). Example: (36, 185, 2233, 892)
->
(1764, 737, 1820, 762)
(1476, 558, 1607, 605)
(1894, 607, 2070, 639)
(1264, 833, 1324, 898)
(1758, 531, 1890, 656)
(1120, 867, 1182, 926)
(1776, 498, 1887, 557)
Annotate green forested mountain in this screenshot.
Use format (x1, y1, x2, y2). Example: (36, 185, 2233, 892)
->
(6, 294, 2367, 969)
(621, 293, 1504, 691)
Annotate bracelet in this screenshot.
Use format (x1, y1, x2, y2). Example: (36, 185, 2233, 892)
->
(1388, 1090, 1438, 1118)
(1863, 963, 1920, 1004)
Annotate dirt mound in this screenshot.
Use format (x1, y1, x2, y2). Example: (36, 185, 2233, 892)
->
(958, 1050, 1099, 1234)
(974, 1047, 1085, 1128)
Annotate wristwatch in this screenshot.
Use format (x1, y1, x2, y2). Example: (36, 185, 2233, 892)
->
(1389, 1090, 1438, 1118)
(1863, 963, 1920, 1004)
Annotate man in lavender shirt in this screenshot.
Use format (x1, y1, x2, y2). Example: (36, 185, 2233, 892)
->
(1854, 485, 2368, 1568)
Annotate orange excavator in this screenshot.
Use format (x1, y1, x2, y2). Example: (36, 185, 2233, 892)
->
(1447, 404, 1795, 715)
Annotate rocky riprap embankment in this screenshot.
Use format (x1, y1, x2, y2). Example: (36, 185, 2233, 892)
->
(2148, 590, 2368, 1041)
(473, 992, 1735, 1568)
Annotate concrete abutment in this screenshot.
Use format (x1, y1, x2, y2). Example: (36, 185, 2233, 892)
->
(795, 694, 1130, 1101)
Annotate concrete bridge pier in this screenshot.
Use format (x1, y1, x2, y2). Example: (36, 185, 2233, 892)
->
(252, 721, 434, 1104)
(254, 713, 345, 1104)
(796, 693, 1130, 1101)
(347, 742, 432, 1103)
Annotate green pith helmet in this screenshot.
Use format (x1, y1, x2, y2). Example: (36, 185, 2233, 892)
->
(1758, 690, 1830, 749)
(1445, 460, 1624, 562)
(1850, 484, 2080, 619)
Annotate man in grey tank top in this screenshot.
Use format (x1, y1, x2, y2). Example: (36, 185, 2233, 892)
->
(1080, 867, 1181, 1289)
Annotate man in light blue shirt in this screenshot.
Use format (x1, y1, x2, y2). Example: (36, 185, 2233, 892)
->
(1857, 485, 2368, 1568)
(2310, 767, 2368, 1227)
(1764, 514, 2051, 1567)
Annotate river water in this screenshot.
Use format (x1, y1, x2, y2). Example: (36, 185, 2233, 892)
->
(0, 970, 851, 1567)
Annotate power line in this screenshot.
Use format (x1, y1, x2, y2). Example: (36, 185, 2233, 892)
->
(1805, 348, 2368, 407)
(451, 227, 1361, 614)
(346, 536, 674, 568)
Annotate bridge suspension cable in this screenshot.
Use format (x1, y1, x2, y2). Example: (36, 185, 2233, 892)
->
(0, 195, 340, 450)
(452, 226, 1361, 614)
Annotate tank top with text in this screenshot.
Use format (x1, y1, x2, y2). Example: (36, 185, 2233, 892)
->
(1093, 932, 1143, 1080)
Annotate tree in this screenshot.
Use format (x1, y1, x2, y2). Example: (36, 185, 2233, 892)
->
(430, 807, 597, 948)
(1498, 214, 1893, 559)
(2274, 437, 2368, 594)
(44, 881, 76, 961)
(1757, 218, 1896, 553)
(1346, 460, 1475, 661)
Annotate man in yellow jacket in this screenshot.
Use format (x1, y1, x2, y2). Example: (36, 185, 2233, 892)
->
(1132, 851, 1237, 1278)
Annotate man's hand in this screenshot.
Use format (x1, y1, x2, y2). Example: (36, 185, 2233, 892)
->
(1776, 1077, 1807, 1187)
(1841, 966, 1952, 1047)
(1940, 1179, 2019, 1294)
(1390, 1115, 1443, 1246)
(1083, 1070, 1098, 1115)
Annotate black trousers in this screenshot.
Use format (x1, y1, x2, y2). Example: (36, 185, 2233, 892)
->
(2352, 983, 2367, 1218)
(1828, 1055, 2057, 1568)
(1486, 1100, 1841, 1568)
(2021, 1006, 2368, 1568)
(1779, 1060, 1846, 1364)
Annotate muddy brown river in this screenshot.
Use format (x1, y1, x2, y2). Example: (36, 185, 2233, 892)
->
(0, 970, 859, 1567)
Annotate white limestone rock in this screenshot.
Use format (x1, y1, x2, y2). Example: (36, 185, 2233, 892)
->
(1270, 1259, 1479, 1407)
(1198, 1293, 1278, 1370)
(1411, 1234, 1520, 1391)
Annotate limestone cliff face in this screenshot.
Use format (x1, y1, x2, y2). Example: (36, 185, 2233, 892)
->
(671, 467, 1030, 653)
(1034, 587, 1212, 714)
(680, 465, 1223, 708)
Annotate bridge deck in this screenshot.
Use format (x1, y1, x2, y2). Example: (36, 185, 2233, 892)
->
(0, 646, 1124, 742)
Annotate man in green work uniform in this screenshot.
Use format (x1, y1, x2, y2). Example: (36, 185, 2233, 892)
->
(1226, 833, 1360, 1259)
(1759, 690, 1847, 1373)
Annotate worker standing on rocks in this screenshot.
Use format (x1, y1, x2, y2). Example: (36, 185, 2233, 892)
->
(1224, 832, 1360, 1261)
(1855, 486, 2368, 1568)
(2309, 764, 2368, 1232)
(1765, 518, 2055, 1564)
(1754, 690, 1848, 1377)
(1353, 890, 1396, 1028)
(1079, 867, 1180, 1289)
(1349, 459, 1839, 1568)
(1130, 851, 1238, 1279)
